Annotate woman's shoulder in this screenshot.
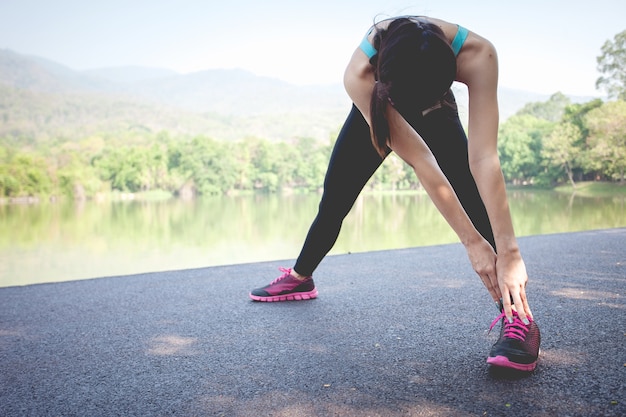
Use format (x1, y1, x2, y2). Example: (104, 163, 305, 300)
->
(368, 16, 482, 49)
(419, 17, 497, 66)
(420, 17, 472, 46)
(454, 30, 498, 88)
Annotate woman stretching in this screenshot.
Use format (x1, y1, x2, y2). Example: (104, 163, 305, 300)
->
(249, 16, 540, 371)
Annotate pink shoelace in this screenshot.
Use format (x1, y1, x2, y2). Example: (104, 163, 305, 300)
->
(269, 267, 293, 285)
(489, 312, 530, 342)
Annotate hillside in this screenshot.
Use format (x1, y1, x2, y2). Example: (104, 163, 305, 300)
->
(0, 48, 588, 144)
(0, 49, 353, 143)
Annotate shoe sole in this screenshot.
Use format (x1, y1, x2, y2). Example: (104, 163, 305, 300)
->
(249, 289, 318, 302)
(487, 355, 537, 372)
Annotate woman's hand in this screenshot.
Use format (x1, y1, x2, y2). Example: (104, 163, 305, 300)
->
(464, 237, 499, 303)
(458, 30, 535, 323)
(496, 250, 532, 323)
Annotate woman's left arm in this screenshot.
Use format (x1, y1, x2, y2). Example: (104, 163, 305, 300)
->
(457, 34, 533, 323)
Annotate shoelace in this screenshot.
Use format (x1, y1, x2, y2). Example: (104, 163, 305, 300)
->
(489, 312, 530, 342)
(269, 267, 293, 285)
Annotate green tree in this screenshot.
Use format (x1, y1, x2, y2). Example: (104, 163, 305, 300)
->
(56, 152, 105, 199)
(229, 137, 258, 191)
(596, 29, 626, 100)
(273, 141, 298, 189)
(93, 146, 144, 192)
(498, 114, 554, 184)
(0, 152, 52, 197)
(176, 137, 238, 195)
(563, 99, 604, 136)
(585, 101, 626, 182)
(369, 154, 410, 191)
(517, 92, 571, 122)
(560, 100, 604, 181)
(290, 137, 330, 191)
(542, 122, 582, 187)
(142, 144, 169, 191)
(245, 138, 282, 192)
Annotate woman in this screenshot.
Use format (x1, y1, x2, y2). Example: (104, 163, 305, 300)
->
(249, 16, 540, 371)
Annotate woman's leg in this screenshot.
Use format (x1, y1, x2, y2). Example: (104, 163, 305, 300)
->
(293, 105, 386, 276)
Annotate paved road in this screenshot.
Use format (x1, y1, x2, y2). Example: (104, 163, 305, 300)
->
(1, 228, 624, 416)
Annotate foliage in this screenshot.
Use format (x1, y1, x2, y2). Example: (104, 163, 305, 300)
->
(0, 131, 337, 199)
(0, 150, 53, 197)
(497, 96, 626, 186)
(541, 122, 582, 187)
(596, 29, 626, 100)
(3, 94, 626, 200)
(562, 99, 604, 137)
(584, 101, 626, 182)
(4, 86, 626, 200)
(517, 92, 571, 122)
(498, 114, 554, 184)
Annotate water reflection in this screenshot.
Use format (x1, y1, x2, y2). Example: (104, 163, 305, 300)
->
(1, 191, 624, 287)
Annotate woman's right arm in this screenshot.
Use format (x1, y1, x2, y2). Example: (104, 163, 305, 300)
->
(343, 47, 377, 123)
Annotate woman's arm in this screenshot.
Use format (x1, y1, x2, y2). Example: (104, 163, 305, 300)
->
(457, 33, 533, 323)
(343, 47, 376, 123)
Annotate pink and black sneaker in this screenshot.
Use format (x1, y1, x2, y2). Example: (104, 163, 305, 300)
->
(487, 309, 541, 371)
(249, 267, 318, 302)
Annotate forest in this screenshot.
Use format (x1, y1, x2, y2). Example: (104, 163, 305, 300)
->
(1, 92, 624, 202)
(1, 30, 625, 201)
(0, 93, 626, 199)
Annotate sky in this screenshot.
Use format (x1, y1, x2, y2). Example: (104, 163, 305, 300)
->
(1, 0, 624, 97)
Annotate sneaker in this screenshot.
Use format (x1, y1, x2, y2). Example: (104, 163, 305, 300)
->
(487, 309, 541, 371)
(249, 267, 318, 302)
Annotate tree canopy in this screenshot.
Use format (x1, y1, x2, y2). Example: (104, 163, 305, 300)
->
(596, 29, 626, 100)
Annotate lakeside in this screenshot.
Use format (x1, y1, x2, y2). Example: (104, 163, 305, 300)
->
(2, 181, 625, 206)
(2, 186, 625, 288)
(552, 181, 626, 197)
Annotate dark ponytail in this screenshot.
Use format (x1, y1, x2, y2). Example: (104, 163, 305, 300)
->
(368, 18, 457, 158)
(370, 81, 393, 157)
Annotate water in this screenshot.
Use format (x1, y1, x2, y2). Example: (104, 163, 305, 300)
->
(1, 190, 624, 287)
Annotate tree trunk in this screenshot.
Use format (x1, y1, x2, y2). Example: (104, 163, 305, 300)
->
(565, 161, 576, 188)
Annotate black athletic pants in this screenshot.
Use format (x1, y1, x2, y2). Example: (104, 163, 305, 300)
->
(293, 91, 495, 277)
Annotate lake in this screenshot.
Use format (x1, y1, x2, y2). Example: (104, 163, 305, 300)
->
(2, 190, 625, 288)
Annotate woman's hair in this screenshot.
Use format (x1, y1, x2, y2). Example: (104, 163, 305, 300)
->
(370, 18, 457, 157)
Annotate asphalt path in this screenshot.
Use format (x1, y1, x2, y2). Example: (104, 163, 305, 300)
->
(1, 228, 624, 416)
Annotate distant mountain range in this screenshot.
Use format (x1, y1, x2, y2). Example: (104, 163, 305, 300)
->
(0, 48, 596, 143)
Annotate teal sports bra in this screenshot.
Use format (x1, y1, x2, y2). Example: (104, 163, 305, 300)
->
(359, 24, 469, 59)
(450, 25, 469, 56)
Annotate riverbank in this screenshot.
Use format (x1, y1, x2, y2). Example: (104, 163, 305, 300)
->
(1, 228, 624, 416)
(2, 181, 625, 206)
(554, 181, 626, 197)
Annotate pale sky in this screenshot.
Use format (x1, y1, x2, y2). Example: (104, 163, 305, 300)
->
(1, 0, 624, 96)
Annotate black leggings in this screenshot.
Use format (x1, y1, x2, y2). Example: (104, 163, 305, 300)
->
(294, 92, 495, 277)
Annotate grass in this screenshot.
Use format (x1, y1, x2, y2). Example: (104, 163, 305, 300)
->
(554, 181, 626, 197)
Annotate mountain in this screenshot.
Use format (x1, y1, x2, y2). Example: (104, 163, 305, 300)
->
(0, 48, 597, 144)
(0, 49, 353, 142)
(128, 68, 350, 116)
(0, 49, 114, 94)
(82, 66, 179, 84)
